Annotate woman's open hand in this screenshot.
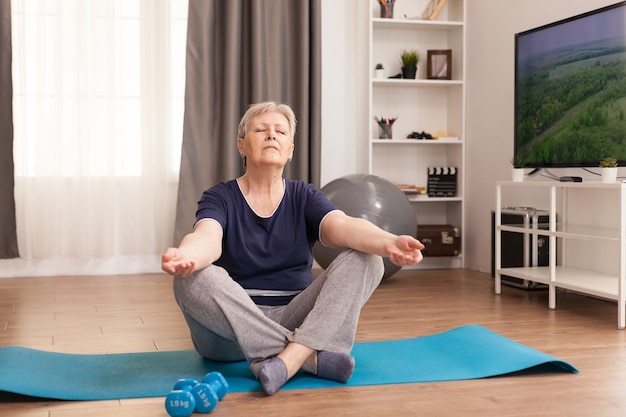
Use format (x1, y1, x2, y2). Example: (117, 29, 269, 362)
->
(161, 247, 196, 277)
(386, 235, 425, 266)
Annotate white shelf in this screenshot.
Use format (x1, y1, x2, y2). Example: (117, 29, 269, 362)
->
(495, 181, 626, 329)
(497, 180, 625, 189)
(368, 0, 466, 269)
(371, 138, 462, 144)
(406, 195, 462, 203)
(372, 17, 463, 30)
(372, 79, 464, 87)
(498, 223, 619, 241)
(500, 266, 618, 300)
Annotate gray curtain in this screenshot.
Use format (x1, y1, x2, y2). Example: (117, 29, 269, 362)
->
(174, 0, 321, 244)
(0, 0, 18, 259)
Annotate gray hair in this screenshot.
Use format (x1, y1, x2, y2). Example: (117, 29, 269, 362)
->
(237, 101, 297, 142)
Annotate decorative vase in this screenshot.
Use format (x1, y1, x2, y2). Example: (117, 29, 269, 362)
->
(375, 69, 385, 79)
(511, 168, 525, 182)
(601, 167, 618, 183)
(401, 66, 417, 80)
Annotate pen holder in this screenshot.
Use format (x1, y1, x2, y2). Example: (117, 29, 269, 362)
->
(379, 2, 394, 18)
(378, 124, 393, 139)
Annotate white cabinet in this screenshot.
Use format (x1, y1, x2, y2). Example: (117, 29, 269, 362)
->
(368, 0, 466, 269)
(495, 181, 626, 329)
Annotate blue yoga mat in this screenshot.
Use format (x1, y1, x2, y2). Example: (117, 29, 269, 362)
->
(0, 325, 577, 400)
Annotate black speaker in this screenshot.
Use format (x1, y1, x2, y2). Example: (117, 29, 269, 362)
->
(491, 208, 549, 289)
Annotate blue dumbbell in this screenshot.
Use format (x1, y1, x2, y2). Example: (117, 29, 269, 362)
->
(190, 372, 229, 413)
(173, 379, 198, 391)
(201, 372, 229, 400)
(165, 373, 229, 416)
(165, 383, 196, 417)
(190, 382, 220, 413)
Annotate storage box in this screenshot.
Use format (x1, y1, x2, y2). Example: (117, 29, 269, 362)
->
(491, 207, 549, 289)
(417, 224, 460, 256)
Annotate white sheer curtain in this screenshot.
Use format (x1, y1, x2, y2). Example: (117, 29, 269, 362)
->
(1, 0, 188, 277)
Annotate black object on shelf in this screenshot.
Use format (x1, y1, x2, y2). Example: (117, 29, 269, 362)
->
(490, 208, 550, 290)
(427, 167, 457, 197)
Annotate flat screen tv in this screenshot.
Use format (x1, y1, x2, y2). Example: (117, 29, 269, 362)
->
(514, 1, 626, 179)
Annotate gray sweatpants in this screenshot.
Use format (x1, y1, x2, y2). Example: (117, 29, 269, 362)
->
(173, 249, 384, 376)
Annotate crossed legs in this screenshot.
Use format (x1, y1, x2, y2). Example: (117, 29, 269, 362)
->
(173, 249, 384, 395)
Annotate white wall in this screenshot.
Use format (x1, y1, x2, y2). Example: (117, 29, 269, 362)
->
(464, 0, 619, 273)
(321, 0, 621, 274)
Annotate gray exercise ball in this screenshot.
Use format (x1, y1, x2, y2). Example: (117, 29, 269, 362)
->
(313, 174, 418, 279)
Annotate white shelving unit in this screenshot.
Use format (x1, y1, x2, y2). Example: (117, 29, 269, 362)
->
(495, 181, 626, 329)
(368, 0, 466, 269)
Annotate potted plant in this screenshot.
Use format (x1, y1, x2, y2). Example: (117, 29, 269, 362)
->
(375, 63, 385, 79)
(600, 157, 618, 183)
(510, 155, 527, 182)
(400, 49, 419, 79)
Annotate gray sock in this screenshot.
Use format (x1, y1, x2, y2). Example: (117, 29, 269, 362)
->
(317, 351, 355, 383)
(258, 357, 288, 396)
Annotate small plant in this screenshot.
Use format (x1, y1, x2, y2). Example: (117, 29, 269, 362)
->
(375, 63, 384, 70)
(510, 155, 527, 168)
(600, 157, 618, 168)
(400, 49, 420, 68)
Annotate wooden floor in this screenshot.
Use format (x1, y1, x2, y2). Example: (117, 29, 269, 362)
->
(1, 268, 625, 417)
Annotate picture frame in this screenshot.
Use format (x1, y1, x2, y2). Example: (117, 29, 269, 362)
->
(427, 49, 452, 80)
(421, 0, 448, 20)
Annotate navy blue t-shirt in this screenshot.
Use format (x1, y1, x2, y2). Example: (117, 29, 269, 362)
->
(195, 179, 338, 306)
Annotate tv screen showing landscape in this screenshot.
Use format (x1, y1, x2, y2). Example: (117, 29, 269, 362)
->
(514, 2, 626, 168)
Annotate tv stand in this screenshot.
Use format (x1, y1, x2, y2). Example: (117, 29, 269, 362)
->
(526, 168, 560, 181)
(495, 181, 626, 329)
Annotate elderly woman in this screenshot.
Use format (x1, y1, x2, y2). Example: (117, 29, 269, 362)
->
(162, 101, 424, 395)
